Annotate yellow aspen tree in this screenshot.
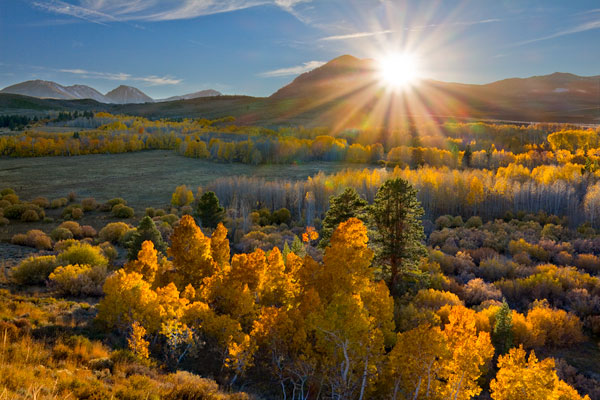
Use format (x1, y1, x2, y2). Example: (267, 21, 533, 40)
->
(124, 240, 159, 283)
(128, 321, 150, 360)
(441, 306, 494, 400)
(168, 214, 217, 288)
(490, 346, 590, 400)
(386, 324, 450, 400)
(210, 222, 230, 268)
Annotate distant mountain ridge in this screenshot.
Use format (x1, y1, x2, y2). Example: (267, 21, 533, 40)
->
(1, 56, 599, 124)
(0, 80, 221, 104)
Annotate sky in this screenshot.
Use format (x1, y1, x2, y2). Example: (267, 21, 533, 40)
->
(1, 0, 600, 98)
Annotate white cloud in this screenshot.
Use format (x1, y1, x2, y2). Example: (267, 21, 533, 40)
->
(319, 29, 394, 41)
(260, 60, 325, 77)
(31, 0, 310, 22)
(514, 18, 600, 46)
(59, 68, 181, 85)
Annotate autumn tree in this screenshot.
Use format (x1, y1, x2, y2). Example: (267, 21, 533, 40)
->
(441, 306, 494, 400)
(490, 346, 589, 400)
(124, 240, 159, 284)
(197, 191, 225, 229)
(171, 184, 194, 207)
(168, 215, 217, 288)
(370, 178, 426, 295)
(319, 187, 368, 248)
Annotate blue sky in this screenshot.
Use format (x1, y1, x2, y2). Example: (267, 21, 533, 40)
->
(1, 0, 600, 98)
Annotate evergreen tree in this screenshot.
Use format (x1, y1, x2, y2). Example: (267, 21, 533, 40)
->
(319, 187, 368, 248)
(463, 144, 472, 168)
(282, 241, 291, 259)
(127, 216, 167, 261)
(196, 191, 225, 229)
(492, 300, 513, 355)
(370, 178, 426, 296)
(290, 235, 306, 257)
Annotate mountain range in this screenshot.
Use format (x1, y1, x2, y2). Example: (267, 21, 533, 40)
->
(1, 55, 599, 125)
(0, 80, 221, 104)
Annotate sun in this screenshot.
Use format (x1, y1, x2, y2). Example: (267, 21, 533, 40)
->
(377, 52, 420, 89)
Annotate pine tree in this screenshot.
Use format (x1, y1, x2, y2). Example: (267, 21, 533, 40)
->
(196, 191, 225, 229)
(463, 144, 472, 168)
(492, 300, 513, 355)
(369, 178, 426, 296)
(319, 187, 368, 248)
(127, 216, 167, 261)
(290, 235, 306, 257)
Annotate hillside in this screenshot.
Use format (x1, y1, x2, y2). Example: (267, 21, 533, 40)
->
(1, 56, 599, 124)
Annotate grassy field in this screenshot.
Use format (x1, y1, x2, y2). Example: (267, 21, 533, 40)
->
(0, 150, 372, 209)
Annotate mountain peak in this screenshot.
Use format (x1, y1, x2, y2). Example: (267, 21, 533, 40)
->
(105, 85, 153, 104)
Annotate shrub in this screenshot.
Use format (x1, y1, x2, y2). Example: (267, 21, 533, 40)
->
(11, 229, 52, 249)
(11, 255, 57, 284)
(154, 208, 166, 217)
(59, 221, 83, 238)
(3, 204, 26, 219)
(180, 205, 193, 215)
(2, 193, 19, 204)
(161, 371, 251, 400)
(71, 207, 84, 219)
(57, 242, 108, 267)
(50, 197, 68, 208)
(463, 278, 503, 306)
(479, 257, 516, 281)
(51, 227, 74, 241)
(112, 204, 135, 218)
(81, 225, 97, 237)
(105, 197, 127, 209)
(526, 302, 585, 348)
(120, 228, 137, 246)
(0, 188, 15, 196)
(62, 204, 83, 220)
(413, 288, 463, 310)
(31, 197, 50, 208)
(435, 215, 452, 230)
(54, 239, 79, 252)
(81, 197, 97, 211)
(67, 191, 77, 202)
(99, 222, 131, 243)
(161, 214, 179, 226)
(574, 254, 600, 273)
(465, 216, 483, 228)
(49, 264, 107, 296)
(145, 207, 155, 217)
(99, 241, 118, 261)
(20, 209, 40, 222)
(0, 199, 10, 209)
(272, 208, 292, 225)
(0, 217, 8, 226)
(10, 233, 27, 246)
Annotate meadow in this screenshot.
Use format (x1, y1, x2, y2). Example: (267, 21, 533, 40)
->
(0, 150, 371, 209)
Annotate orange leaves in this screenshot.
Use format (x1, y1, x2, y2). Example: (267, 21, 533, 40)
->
(302, 226, 319, 243)
(490, 346, 590, 400)
(125, 240, 159, 284)
(168, 215, 217, 287)
(210, 223, 230, 267)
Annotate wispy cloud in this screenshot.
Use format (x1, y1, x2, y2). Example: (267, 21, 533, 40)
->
(319, 29, 394, 41)
(59, 68, 181, 85)
(260, 61, 325, 77)
(318, 18, 500, 41)
(514, 18, 600, 46)
(31, 0, 310, 23)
